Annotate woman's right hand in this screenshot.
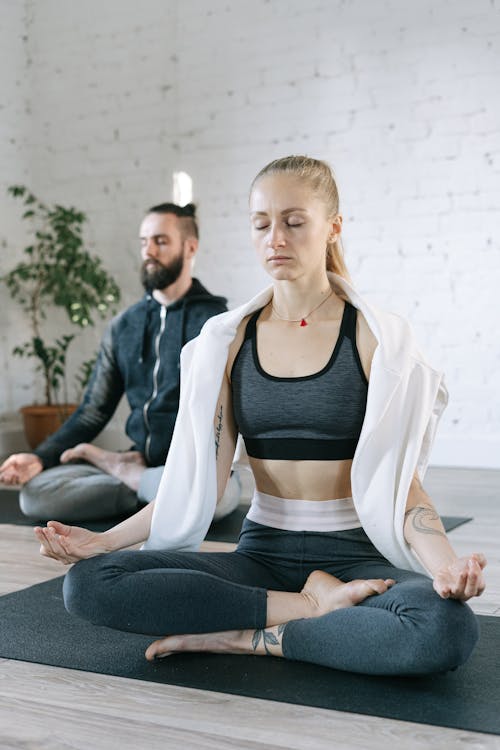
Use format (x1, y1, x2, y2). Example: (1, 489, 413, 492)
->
(34, 521, 111, 564)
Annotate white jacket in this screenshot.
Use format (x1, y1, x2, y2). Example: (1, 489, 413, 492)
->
(143, 274, 448, 575)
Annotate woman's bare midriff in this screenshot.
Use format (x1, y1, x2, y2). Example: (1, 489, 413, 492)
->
(226, 297, 377, 504)
(249, 456, 353, 500)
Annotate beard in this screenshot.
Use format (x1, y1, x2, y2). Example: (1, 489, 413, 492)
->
(140, 251, 185, 292)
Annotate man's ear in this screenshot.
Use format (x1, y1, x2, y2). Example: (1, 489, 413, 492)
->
(184, 237, 199, 259)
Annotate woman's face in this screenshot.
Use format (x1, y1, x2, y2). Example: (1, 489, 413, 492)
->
(249, 173, 341, 281)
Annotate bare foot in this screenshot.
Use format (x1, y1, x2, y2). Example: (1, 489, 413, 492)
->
(300, 570, 395, 617)
(145, 630, 249, 661)
(60, 444, 146, 491)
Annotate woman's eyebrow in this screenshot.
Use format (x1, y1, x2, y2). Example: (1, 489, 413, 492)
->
(250, 208, 308, 217)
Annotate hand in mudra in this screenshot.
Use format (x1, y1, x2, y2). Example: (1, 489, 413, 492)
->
(0, 453, 43, 485)
(34, 521, 110, 565)
(433, 553, 486, 601)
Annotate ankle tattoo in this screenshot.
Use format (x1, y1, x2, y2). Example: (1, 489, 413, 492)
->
(251, 623, 286, 655)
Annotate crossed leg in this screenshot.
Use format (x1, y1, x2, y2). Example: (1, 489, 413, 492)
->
(145, 570, 394, 660)
(61, 444, 146, 491)
(143, 565, 479, 675)
(64, 546, 479, 676)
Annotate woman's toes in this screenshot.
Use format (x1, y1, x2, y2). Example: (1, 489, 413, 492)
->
(145, 636, 176, 661)
(364, 578, 395, 595)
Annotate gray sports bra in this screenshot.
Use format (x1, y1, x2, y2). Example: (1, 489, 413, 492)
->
(230, 301, 368, 461)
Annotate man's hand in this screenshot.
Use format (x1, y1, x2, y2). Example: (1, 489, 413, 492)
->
(0, 453, 43, 485)
(34, 521, 111, 565)
(433, 553, 486, 601)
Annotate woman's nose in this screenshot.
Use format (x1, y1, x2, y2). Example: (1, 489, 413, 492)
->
(267, 224, 286, 249)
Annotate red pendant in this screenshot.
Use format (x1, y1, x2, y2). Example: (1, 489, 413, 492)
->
(300, 318, 308, 327)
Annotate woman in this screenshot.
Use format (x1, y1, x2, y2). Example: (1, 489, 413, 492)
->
(36, 156, 485, 675)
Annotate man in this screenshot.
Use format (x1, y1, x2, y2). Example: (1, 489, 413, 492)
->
(0, 202, 241, 522)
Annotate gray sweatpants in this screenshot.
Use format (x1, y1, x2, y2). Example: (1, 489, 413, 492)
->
(19, 464, 242, 522)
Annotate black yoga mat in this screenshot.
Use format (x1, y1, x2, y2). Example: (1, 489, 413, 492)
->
(0, 575, 498, 736)
(0, 489, 472, 541)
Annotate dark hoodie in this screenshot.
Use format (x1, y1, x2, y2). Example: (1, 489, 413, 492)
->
(34, 279, 227, 468)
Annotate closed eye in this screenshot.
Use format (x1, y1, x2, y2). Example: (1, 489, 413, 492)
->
(253, 221, 304, 230)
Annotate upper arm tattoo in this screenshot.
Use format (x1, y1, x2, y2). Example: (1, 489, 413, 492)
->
(404, 506, 446, 538)
(215, 405, 223, 460)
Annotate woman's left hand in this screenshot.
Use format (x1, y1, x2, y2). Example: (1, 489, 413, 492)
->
(433, 553, 487, 601)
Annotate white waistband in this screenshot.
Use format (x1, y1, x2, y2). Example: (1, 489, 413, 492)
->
(247, 490, 362, 532)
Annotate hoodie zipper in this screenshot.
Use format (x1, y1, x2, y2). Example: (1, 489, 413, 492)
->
(143, 304, 167, 463)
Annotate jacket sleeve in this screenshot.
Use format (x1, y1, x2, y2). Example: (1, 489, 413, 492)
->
(34, 321, 125, 468)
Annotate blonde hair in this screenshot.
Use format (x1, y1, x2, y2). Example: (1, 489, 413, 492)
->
(250, 155, 350, 281)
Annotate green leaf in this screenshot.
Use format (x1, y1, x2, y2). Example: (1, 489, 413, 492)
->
(5, 184, 121, 403)
(7, 185, 26, 198)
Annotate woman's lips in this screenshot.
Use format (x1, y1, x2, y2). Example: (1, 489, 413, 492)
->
(268, 256, 291, 263)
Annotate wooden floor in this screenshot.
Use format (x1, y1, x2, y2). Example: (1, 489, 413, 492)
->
(0, 467, 499, 749)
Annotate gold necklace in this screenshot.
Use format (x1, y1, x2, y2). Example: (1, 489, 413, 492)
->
(271, 290, 334, 327)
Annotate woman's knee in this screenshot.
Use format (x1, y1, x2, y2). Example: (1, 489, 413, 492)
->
(385, 578, 478, 673)
(63, 554, 115, 624)
(408, 588, 479, 673)
(429, 597, 479, 671)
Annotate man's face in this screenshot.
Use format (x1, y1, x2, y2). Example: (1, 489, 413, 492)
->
(139, 212, 185, 291)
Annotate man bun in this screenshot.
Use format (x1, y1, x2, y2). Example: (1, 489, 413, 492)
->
(181, 202, 196, 217)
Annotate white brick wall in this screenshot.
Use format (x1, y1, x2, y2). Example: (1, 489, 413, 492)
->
(1, 0, 499, 467)
(0, 0, 33, 420)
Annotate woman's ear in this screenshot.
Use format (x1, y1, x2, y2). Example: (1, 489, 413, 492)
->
(328, 214, 343, 242)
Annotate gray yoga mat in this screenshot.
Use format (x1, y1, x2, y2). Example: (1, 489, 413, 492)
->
(0, 575, 498, 736)
(0, 489, 472, 541)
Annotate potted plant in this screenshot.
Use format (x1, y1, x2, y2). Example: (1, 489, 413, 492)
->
(2, 185, 121, 448)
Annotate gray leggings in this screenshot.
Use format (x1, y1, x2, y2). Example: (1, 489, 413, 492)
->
(19, 464, 241, 522)
(19, 464, 152, 521)
(64, 519, 479, 676)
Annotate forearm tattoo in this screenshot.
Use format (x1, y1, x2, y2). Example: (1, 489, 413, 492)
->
(405, 506, 446, 538)
(252, 623, 286, 655)
(215, 405, 223, 459)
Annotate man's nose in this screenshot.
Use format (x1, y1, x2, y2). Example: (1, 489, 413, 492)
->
(144, 238, 158, 257)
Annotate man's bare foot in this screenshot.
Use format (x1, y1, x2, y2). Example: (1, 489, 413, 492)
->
(299, 570, 395, 617)
(60, 444, 146, 491)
